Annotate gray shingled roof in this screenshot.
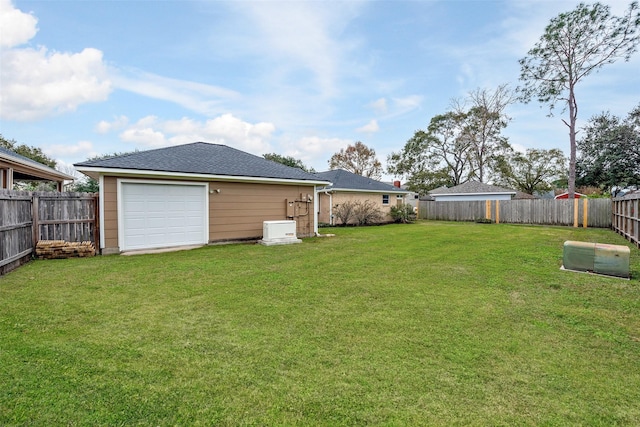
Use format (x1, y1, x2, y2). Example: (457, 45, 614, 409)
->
(315, 169, 408, 193)
(74, 142, 324, 182)
(429, 181, 516, 195)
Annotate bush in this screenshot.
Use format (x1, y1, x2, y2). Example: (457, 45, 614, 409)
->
(353, 200, 384, 225)
(333, 200, 384, 226)
(333, 201, 356, 225)
(390, 204, 417, 223)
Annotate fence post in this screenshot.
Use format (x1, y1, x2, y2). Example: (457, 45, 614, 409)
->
(495, 200, 500, 224)
(583, 199, 588, 228)
(485, 200, 491, 221)
(31, 193, 39, 247)
(573, 198, 579, 227)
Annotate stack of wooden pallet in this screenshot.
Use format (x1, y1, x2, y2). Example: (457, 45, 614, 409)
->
(36, 240, 96, 259)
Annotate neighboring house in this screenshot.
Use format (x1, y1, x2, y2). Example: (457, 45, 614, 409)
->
(315, 169, 409, 225)
(554, 191, 586, 199)
(514, 191, 538, 200)
(0, 146, 74, 191)
(385, 181, 421, 209)
(74, 142, 330, 254)
(428, 181, 517, 201)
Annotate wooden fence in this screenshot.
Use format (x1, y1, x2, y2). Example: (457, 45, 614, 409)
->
(418, 198, 612, 228)
(613, 194, 639, 248)
(0, 190, 98, 275)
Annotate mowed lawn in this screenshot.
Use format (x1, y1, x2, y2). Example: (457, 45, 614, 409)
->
(1, 222, 639, 426)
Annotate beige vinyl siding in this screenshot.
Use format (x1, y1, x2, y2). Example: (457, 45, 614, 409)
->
(100, 176, 318, 252)
(102, 176, 118, 252)
(209, 181, 315, 241)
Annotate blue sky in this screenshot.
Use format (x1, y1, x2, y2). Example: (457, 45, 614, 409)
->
(1, 0, 638, 181)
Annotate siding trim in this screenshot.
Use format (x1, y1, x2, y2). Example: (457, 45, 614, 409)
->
(78, 167, 330, 186)
(99, 175, 105, 250)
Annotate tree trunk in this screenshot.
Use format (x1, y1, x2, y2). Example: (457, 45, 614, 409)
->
(567, 85, 577, 199)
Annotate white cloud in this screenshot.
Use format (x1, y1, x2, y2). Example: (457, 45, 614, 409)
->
(0, 1, 112, 121)
(120, 127, 167, 148)
(96, 115, 129, 133)
(369, 98, 388, 114)
(279, 134, 352, 170)
(45, 140, 97, 159)
(0, 47, 112, 121)
(0, 0, 38, 48)
(112, 69, 241, 116)
(114, 113, 276, 155)
(356, 119, 379, 133)
(393, 95, 423, 113)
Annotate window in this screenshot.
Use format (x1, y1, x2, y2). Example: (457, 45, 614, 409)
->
(382, 194, 389, 205)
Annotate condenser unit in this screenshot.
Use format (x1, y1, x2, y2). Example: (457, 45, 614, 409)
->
(259, 220, 302, 246)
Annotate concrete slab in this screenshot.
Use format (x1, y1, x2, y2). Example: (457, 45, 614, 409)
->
(120, 244, 204, 256)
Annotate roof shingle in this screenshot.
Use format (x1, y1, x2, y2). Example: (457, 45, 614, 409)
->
(315, 169, 408, 193)
(74, 142, 324, 182)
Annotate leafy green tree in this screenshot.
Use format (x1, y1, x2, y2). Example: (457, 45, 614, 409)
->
(263, 153, 315, 172)
(387, 112, 474, 193)
(576, 105, 640, 196)
(494, 148, 567, 194)
(518, 2, 640, 198)
(329, 141, 382, 180)
(0, 134, 57, 168)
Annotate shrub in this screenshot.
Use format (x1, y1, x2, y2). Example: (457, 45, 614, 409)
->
(333, 201, 356, 225)
(353, 200, 384, 225)
(390, 204, 417, 224)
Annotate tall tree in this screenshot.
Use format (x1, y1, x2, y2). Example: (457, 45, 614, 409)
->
(454, 84, 514, 183)
(387, 111, 474, 194)
(518, 1, 640, 198)
(328, 141, 382, 180)
(0, 134, 57, 168)
(494, 148, 567, 194)
(576, 105, 640, 196)
(263, 153, 315, 173)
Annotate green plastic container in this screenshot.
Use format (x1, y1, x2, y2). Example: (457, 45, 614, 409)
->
(594, 243, 630, 278)
(563, 241, 595, 273)
(563, 241, 630, 278)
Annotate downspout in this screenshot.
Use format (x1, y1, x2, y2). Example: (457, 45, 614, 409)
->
(317, 186, 334, 228)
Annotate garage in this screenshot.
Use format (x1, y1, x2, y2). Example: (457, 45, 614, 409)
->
(119, 181, 208, 251)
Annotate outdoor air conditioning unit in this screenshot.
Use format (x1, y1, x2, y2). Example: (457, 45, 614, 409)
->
(259, 220, 302, 246)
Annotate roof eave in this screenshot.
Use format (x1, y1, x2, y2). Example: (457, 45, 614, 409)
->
(74, 166, 331, 186)
(319, 187, 409, 194)
(0, 152, 75, 181)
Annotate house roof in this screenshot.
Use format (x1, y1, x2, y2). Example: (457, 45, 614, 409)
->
(315, 169, 409, 193)
(0, 145, 74, 181)
(75, 142, 327, 183)
(429, 181, 516, 196)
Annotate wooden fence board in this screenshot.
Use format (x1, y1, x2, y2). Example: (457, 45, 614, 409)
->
(418, 198, 612, 228)
(0, 190, 99, 275)
(613, 194, 640, 248)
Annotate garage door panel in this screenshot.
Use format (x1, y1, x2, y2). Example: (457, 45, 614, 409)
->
(121, 182, 207, 251)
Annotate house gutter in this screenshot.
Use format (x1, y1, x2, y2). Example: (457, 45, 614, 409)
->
(317, 186, 334, 226)
(74, 166, 331, 186)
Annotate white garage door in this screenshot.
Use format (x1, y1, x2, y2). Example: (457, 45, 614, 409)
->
(120, 182, 207, 251)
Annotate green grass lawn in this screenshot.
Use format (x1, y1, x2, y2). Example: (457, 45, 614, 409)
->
(1, 221, 639, 426)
